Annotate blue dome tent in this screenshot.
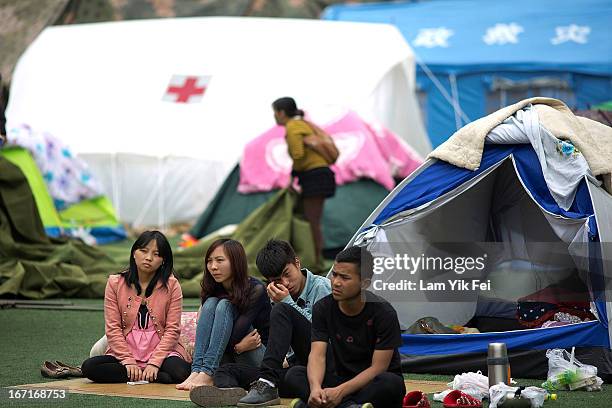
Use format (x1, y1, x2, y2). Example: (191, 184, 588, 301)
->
(341, 102, 612, 378)
(323, 0, 612, 148)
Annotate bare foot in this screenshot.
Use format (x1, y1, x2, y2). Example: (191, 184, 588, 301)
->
(176, 371, 199, 390)
(187, 372, 214, 390)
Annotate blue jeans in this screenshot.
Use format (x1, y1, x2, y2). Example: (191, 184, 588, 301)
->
(234, 344, 266, 367)
(218, 337, 266, 368)
(191, 297, 236, 375)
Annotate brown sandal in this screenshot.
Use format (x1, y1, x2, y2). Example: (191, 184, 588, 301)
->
(54, 361, 82, 377)
(40, 361, 70, 379)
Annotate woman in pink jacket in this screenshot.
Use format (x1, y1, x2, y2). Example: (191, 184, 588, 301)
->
(81, 230, 191, 383)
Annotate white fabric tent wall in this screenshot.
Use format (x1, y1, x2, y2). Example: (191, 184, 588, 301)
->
(6, 17, 430, 226)
(349, 158, 609, 329)
(81, 154, 227, 227)
(588, 183, 612, 341)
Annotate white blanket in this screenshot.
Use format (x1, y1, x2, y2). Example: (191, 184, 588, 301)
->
(429, 98, 612, 194)
(486, 106, 594, 210)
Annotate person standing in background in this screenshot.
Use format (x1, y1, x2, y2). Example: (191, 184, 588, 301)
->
(272, 97, 336, 266)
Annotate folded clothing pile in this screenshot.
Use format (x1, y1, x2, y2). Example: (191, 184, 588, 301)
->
(517, 286, 595, 328)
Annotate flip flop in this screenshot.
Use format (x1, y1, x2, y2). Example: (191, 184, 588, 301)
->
(442, 390, 482, 408)
(403, 390, 431, 408)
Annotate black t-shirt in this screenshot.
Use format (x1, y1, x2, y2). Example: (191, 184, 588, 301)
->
(311, 291, 402, 378)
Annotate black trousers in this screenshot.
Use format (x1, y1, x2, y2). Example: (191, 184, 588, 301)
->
(214, 302, 314, 395)
(214, 362, 295, 398)
(81, 355, 191, 384)
(261, 302, 313, 383)
(284, 365, 406, 408)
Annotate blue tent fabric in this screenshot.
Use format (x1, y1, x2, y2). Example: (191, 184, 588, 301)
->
(401, 321, 609, 355)
(373, 145, 512, 224)
(374, 145, 595, 225)
(45, 226, 127, 245)
(323, 0, 612, 147)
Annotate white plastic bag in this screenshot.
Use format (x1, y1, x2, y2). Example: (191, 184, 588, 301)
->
(489, 384, 547, 408)
(542, 348, 602, 391)
(447, 371, 489, 400)
(433, 389, 453, 402)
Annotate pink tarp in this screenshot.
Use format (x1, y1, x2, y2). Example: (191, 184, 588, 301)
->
(238, 110, 423, 193)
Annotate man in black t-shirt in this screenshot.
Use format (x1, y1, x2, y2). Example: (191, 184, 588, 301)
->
(285, 246, 406, 408)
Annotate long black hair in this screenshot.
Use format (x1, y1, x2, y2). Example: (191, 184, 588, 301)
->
(272, 97, 304, 117)
(200, 239, 251, 313)
(122, 230, 174, 297)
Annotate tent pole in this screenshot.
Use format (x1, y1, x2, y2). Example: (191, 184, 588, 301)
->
(414, 57, 470, 125)
(449, 73, 463, 130)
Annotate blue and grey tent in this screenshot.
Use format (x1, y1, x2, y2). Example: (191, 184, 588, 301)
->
(345, 102, 612, 378)
(323, 0, 612, 148)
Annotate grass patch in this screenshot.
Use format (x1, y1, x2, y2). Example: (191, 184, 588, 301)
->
(0, 300, 608, 407)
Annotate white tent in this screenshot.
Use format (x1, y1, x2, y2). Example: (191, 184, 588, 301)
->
(7, 17, 430, 226)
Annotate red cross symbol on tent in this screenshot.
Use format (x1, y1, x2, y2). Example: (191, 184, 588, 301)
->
(162, 75, 211, 103)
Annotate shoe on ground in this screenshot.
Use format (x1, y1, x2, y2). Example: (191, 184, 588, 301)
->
(54, 361, 82, 377)
(237, 380, 280, 406)
(40, 361, 70, 379)
(403, 390, 431, 408)
(442, 390, 482, 408)
(189, 385, 247, 407)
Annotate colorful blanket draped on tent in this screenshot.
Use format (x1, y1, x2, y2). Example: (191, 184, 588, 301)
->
(238, 110, 423, 193)
(7, 124, 103, 209)
(3, 126, 126, 244)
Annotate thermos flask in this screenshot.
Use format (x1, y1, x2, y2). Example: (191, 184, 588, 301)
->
(488, 342, 511, 387)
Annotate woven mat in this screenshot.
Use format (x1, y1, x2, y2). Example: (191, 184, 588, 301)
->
(11, 378, 447, 405)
